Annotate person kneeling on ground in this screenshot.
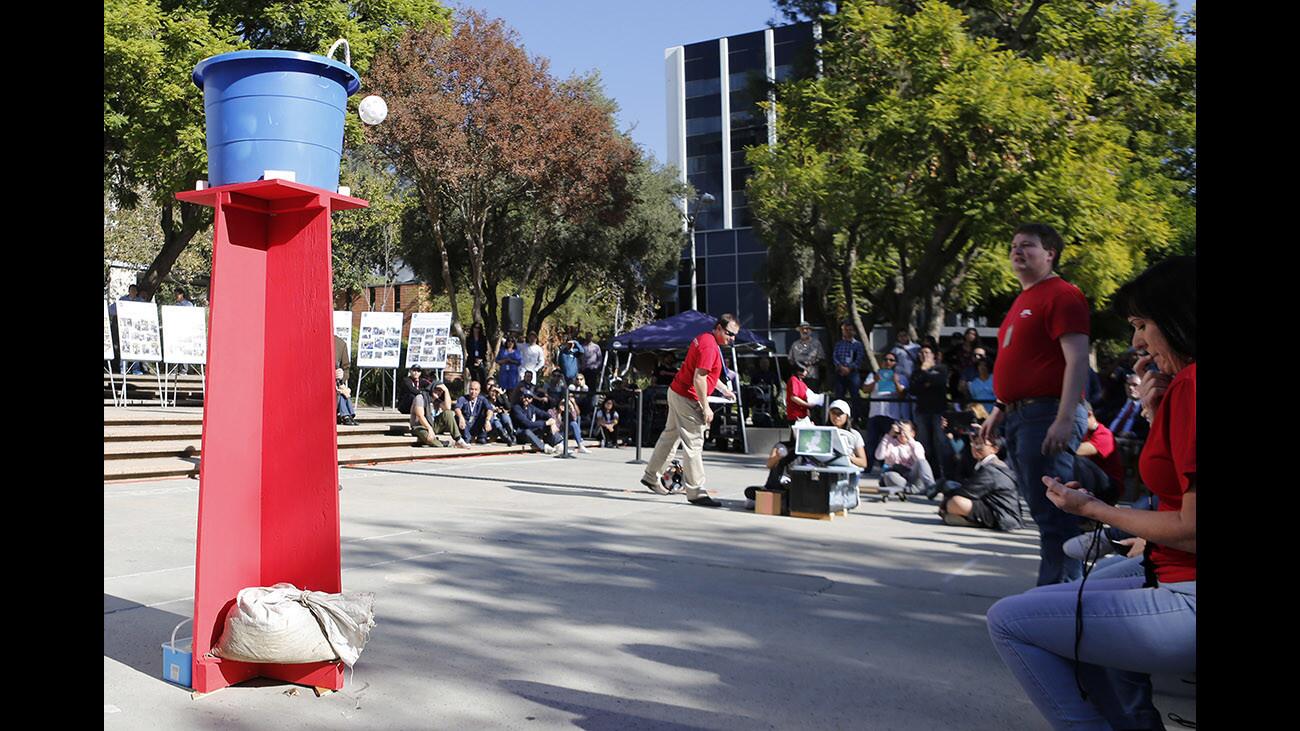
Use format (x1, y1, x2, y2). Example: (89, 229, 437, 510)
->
(511, 388, 563, 454)
(936, 436, 1024, 531)
(336, 368, 357, 426)
(875, 421, 936, 496)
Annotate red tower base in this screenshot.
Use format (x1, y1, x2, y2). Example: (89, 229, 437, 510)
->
(175, 179, 368, 694)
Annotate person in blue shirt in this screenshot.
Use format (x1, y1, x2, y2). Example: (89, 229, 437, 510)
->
(832, 321, 866, 421)
(511, 389, 563, 454)
(960, 352, 997, 409)
(454, 380, 500, 445)
(495, 337, 522, 391)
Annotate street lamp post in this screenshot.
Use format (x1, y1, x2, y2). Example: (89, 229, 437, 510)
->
(687, 191, 716, 312)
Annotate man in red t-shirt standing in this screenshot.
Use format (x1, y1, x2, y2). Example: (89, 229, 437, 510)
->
(641, 314, 739, 507)
(978, 223, 1091, 585)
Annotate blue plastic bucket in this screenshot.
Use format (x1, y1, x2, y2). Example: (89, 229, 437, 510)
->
(192, 50, 361, 192)
(162, 618, 193, 688)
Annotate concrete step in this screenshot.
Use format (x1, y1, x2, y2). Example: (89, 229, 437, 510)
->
(104, 440, 540, 481)
(104, 439, 200, 459)
(104, 420, 411, 442)
(104, 456, 200, 481)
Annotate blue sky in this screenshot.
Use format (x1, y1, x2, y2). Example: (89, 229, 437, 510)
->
(453, 1, 1194, 168)
(453, 0, 783, 165)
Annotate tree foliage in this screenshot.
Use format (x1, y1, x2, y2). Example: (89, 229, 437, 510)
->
(367, 10, 680, 346)
(748, 0, 1192, 359)
(104, 0, 450, 299)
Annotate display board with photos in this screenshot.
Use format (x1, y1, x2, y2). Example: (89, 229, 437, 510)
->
(333, 311, 353, 349)
(161, 305, 208, 364)
(356, 311, 404, 368)
(116, 300, 163, 362)
(444, 336, 463, 374)
(405, 312, 452, 369)
(104, 301, 116, 360)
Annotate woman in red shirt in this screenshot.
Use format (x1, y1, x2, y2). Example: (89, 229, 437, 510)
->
(987, 257, 1195, 730)
(785, 362, 813, 423)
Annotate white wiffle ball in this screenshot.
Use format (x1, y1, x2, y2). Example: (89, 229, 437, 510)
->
(358, 95, 388, 125)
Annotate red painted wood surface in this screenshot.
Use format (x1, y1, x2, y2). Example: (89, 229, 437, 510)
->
(180, 180, 367, 694)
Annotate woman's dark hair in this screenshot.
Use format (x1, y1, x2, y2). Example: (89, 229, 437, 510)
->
(470, 322, 483, 334)
(505, 337, 516, 348)
(1111, 256, 1196, 360)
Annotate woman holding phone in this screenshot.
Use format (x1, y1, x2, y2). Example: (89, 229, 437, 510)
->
(986, 257, 1195, 730)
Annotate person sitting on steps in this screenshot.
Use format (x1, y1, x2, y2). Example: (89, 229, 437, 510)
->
(335, 368, 357, 426)
(426, 382, 470, 449)
(511, 388, 563, 454)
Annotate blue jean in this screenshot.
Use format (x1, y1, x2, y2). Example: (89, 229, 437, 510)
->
(833, 369, 861, 415)
(337, 393, 355, 418)
(567, 419, 585, 447)
(518, 426, 560, 451)
(464, 410, 495, 442)
(987, 557, 1195, 730)
(1004, 400, 1089, 585)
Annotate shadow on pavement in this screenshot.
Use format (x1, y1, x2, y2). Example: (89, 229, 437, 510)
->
(104, 594, 190, 683)
(500, 679, 760, 730)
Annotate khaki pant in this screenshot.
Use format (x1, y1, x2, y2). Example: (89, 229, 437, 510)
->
(643, 388, 708, 500)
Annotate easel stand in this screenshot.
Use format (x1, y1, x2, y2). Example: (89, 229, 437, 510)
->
(106, 362, 120, 407)
(176, 179, 368, 695)
(355, 367, 397, 410)
(118, 360, 164, 406)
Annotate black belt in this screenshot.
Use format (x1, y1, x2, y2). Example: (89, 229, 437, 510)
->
(1003, 397, 1057, 414)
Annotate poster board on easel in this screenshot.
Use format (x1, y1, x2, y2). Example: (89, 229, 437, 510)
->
(333, 310, 353, 351)
(356, 311, 403, 408)
(444, 337, 463, 379)
(115, 300, 164, 405)
(105, 301, 119, 406)
(404, 312, 452, 372)
(160, 305, 208, 406)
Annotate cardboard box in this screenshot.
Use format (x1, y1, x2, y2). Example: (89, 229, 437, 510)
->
(755, 489, 786, 516)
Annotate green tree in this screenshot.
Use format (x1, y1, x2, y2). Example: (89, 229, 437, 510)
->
(367, 12, 645, 345)
(748, 0, 1182, 362)
(104, 0, 450, 300)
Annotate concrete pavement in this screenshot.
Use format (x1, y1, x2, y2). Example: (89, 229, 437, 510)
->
(104, 444, 1194, 729)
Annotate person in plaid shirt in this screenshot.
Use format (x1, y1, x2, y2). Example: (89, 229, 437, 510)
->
(832, 321, 866, 421)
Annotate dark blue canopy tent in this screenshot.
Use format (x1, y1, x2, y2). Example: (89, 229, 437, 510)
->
(607, 310, 773, 352)
(602, 311, 776, 453)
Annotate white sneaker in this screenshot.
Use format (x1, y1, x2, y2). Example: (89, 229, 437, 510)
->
(577, 445, 591, 454)
(543, 444, 556, 455)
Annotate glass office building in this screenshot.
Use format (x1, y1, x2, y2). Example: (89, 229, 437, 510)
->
(663, 22, 815, 339)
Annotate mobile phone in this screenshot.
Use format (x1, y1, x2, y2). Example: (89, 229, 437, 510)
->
(1136, 350, 1160, 373)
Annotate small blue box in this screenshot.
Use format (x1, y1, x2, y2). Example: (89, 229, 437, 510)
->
(162, 619, 193, 688)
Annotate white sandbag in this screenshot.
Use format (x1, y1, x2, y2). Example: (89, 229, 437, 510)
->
(212, 583, 375, 666)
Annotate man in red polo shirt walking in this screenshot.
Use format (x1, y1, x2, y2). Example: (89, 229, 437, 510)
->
(641, 314, 739, 507)
(979, 223, 1091, 585)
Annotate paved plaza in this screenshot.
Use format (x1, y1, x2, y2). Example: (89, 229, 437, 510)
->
(105, 445, 1194, 729)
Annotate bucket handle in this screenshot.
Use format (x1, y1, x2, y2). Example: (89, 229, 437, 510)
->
(327, 39, 351, 68)
(170, 617, 193, 648)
